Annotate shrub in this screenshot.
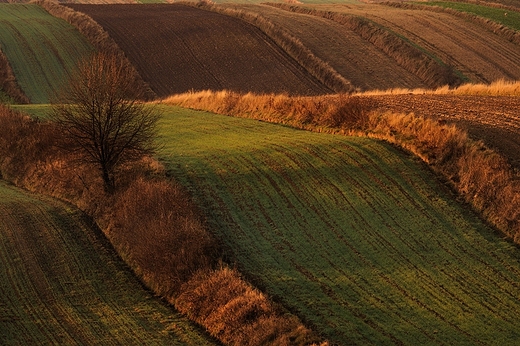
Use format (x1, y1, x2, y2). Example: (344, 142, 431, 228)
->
(109, 178, 217, 296)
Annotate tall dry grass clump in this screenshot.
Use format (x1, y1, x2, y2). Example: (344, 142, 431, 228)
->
(0, 50, 29, 104)
(181, 1, 354, 94)
(0, 103, 324, 346)
(166, 90, 371, 132)
(268, 3, 463, 88)
(355, 80, 520, 96)
(368, 112, 519, 237)
(165, 90, 520, 241)
(34, 0, 155, 100)
(176, 266, 318, 346)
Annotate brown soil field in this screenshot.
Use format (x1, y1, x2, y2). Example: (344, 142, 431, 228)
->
(367, 94, 520, 169)
(222, 3, 429, 91)
(303, 3, 520, 84)
(68, 3, 332, 97)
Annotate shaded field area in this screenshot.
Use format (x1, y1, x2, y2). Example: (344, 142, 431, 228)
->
(69, 3, 332, 97)
(0, 4, 93, 103)
(296, 3, 520, 84)
(0, 180, 217, 345)
(158, 106, 520, 345)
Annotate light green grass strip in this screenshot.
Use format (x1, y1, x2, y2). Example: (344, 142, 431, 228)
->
(424, 1, 520, 30)
(158, 105, 520, 345)
(0, 4, 94, 103)
(0, 180, 216, 345)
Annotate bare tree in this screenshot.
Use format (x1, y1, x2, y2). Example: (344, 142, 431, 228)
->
(51, 52, 160, 193)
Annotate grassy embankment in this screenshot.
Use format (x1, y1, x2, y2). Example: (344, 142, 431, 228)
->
(156, 102, 520, 345)
(0, 4, 93, 103)
(0, 180, 217, 345)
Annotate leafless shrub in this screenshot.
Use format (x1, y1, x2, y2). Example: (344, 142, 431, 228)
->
(109, 178, 217, 295)
(0, 50, 29, 104)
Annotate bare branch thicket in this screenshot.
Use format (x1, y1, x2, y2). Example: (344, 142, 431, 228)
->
(51, 53, 160, 193)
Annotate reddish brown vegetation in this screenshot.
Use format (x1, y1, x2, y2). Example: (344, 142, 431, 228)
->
(68, 3, 332, 97)
(0, 50, 29, 104)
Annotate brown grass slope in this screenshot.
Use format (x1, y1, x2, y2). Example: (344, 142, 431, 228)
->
(298, 3, 520, 85)
(68, 3, 333, 97)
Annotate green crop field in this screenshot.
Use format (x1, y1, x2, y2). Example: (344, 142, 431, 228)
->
(158, 105, 520, 345)
(0, 4, 93, 103)
(424, 1, 520, 30)
(0, 180, 217, 345)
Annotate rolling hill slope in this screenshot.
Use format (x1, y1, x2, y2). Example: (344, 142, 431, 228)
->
(0, 180, 217, 345)
(157, 105, 520, 345)
(279, 2, 520, 84)
(0, 4, 93, 103)
(68, 3, 332, 97)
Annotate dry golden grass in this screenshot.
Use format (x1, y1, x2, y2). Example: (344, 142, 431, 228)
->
(355, 80, 520, 96)
(176, 266, 320, 346)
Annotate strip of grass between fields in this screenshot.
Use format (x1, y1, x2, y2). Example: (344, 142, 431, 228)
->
(423, 1, 520, 30)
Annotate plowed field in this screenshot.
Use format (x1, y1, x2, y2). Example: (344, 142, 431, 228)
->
(303, 3, 520, 84)
(0, 181, 216, 345)
(69, 3, 332, 97)
(368, 94, 520, 169)
(222, 4, 429, 91)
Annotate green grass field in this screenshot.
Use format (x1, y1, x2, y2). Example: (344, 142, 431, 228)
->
(158, 105, 520, 345)
(0, 4, 93, 103)
(424, 1, 520, 30)
(0, 180, 217, 345)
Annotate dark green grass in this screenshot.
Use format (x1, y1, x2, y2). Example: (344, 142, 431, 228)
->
(158, 105, 520, 345)
(424, 1, 520, 30)
(0, 4, 94, 103)
(0, 180, 217, 345)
